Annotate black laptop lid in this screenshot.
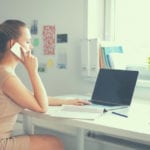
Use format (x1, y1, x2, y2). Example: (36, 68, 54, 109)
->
(91, 69, 139, 106)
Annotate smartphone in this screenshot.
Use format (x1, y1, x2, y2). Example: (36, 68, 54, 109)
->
(10, 42, 26, 60)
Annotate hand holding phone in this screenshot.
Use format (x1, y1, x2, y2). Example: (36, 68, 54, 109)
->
(10, 42, 26, 60)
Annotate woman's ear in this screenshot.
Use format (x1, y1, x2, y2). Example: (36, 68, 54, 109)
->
(8, 39, 15, 49)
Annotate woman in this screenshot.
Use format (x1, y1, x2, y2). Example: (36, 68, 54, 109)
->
(0, 20, 90, 150)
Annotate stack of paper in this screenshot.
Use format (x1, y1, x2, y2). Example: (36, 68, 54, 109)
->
(49, 105, 104, 120)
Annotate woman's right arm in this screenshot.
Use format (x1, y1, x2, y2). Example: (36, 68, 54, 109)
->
(2, 75, 48, 113)
(2, 51, 48, 113)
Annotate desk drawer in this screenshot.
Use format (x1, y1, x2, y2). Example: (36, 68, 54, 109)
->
(86, 131, 150, 150)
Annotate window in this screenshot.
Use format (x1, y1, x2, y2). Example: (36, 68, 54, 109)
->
(113, 0, 150, 67)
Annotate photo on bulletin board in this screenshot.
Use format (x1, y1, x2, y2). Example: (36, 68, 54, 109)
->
(38, 63, 47, 73)
(30, 20, 38, 35)
(43, 25, 56, 55)
(46, 58, 54, 68)
(33, 38, 40, 47)
(57, 34, 68, 43)
(57, 50, 67, 69)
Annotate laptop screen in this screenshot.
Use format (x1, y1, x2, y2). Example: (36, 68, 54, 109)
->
(91, 69, 139, 106)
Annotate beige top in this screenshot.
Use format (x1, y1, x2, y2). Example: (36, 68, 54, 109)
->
(0, 67, 23, 139)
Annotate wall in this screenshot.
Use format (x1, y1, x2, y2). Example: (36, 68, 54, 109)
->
(87, 0, 104, 39)
(0, 0, 103, 96)
(0, 0, 149, 98)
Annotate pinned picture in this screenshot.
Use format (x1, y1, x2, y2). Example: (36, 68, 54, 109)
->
(57, 34, 68, 43)
(46, 58, 54, 68)
(30, 20, 38, 35)
(38, 63, 47, 72)
(57, 50, 67, 69)
(33, 38, 40, 47)
(43, 25, 56, 55)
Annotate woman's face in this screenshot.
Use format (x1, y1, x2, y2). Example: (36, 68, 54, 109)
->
(17, 27, 33, 52)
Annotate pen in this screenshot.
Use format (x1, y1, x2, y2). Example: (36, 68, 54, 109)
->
(112, 112, 128, 118)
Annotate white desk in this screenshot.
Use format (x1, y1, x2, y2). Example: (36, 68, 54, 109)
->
(22, 96, 150, 150)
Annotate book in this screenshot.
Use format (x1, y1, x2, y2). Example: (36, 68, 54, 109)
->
(49, 105, 104, 120)
(99, 47, 105, 69)
(99, 42, 123, 68)
(108, 53, 127, 69)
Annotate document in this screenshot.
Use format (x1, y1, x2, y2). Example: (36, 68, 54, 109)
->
(49, 105, 104, 120)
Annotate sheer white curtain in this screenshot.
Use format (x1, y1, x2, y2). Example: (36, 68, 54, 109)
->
(113, 0, 150, 67)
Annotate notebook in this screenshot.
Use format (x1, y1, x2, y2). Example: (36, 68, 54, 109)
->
(89, 68, 139, 110)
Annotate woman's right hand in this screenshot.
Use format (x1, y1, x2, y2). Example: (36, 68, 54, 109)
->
(21, 48, 38, 74)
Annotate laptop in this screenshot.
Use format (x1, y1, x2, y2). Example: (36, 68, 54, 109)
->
(60, 68, 138, 117)
(89, 68, 139, 111)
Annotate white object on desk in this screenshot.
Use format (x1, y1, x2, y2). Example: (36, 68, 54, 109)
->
(50, 105, 104, 120)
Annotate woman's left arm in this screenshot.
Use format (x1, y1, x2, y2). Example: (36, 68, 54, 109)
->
(48, 97, 91, 106)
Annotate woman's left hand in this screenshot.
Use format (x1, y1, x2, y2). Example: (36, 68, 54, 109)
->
(63, 99, 91, 106)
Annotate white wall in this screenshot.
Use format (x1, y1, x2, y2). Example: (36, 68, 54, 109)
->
(0, 0, 149, 99)
(87, 0, 104, 39)
(0, 0, 103, 96)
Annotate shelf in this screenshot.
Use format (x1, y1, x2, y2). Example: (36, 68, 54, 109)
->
(136, 79, 150, 88)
